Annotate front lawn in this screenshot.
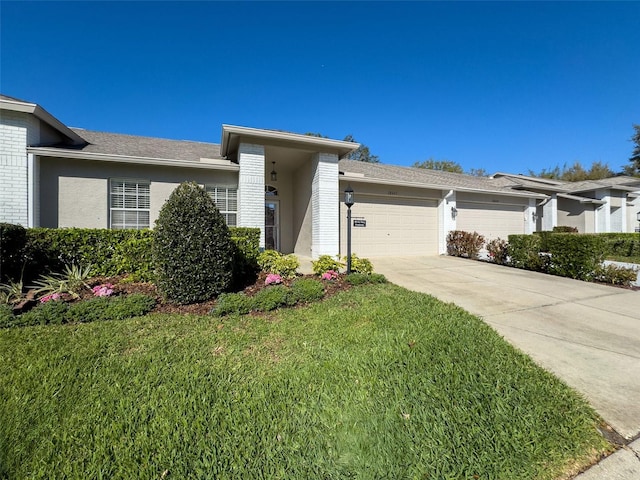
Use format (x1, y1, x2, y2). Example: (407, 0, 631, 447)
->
(0, 284, 610, 479)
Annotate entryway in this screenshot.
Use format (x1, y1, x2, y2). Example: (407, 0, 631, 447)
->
(265, 201, 279, 250)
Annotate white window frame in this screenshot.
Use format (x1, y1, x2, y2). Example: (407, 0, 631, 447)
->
(206, 185, 238, 226)
(109, 178, 150, 230)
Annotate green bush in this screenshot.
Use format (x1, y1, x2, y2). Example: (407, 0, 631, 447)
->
(343, 254, 374, 274)
(212, 292, 253, 316)
(345, 273, 387, 285)
(0, 304, 15, 328)
(17, 300, 69, 327)
(593, 264, 638, 286)
(553, 226, 579, 233)
(598, 233, 640, 258)
(252, 285, 290, 311)
(105, 294, 156, 320)
(446, 231, 485, 259)
(112, 235, 155, 282)
(65, 297, 111, 323)
(257, 250, 281, 273)
(289, 278, 325, 303)
(153, 182, 233, 304)
(486, 238, 509, 265)
(546, 234, 606, 280)
(0, 223, 27, 283)
(507, 235, 547, 271)
(311, 255, 345, 275)
(272, 254, 299, 279)
(23, 228, 154, 283)
(229, 227, 260, 290)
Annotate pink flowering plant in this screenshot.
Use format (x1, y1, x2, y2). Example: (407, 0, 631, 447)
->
(92, 283, 115, 297)
(264, 273, 282, 286)
(39, 293, 61, 303)
(321, 270, 339, 281)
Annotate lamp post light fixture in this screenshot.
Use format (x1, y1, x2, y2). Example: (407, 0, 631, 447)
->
(344, 185, 355, 274)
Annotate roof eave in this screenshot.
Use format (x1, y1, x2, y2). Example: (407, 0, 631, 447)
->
(221, 124, 359, 158)
(27, 147, 240, 171)
(339, 174, 548, 199)
(1, 97, 86, 146)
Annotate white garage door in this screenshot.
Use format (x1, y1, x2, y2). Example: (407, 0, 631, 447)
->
(456, 202, 525, 241)
(340, 195, 439, 256)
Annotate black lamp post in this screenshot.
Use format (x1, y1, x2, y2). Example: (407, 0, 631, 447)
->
(344, 185, 355, 274)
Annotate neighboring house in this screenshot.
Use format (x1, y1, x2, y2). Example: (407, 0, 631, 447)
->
(1, 95, 637, 259)
(492, 173, 640, 233)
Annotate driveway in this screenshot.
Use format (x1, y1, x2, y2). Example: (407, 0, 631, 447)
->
(372, 255, 640, 441)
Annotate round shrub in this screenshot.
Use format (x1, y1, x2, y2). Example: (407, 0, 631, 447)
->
(257, 250, 281, 273)
(153, 182, 234, 304)
(253, 285, 290, 311)
(344, 254, 373, 274)
(289, 278, 325, 304)
(311, 255, 345, 275)
(212, 292, 253, 316)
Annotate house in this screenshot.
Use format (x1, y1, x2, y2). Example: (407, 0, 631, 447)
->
(1, 95, 637, 260)
(492, 173, 640, 233)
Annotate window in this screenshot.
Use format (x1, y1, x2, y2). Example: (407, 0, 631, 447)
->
(110, 179, 150, 229)
(206, 185, 237, 226)
(265, 185, 278, 196)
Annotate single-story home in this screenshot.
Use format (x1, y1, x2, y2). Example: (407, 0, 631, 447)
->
(2, 95, 639, 259)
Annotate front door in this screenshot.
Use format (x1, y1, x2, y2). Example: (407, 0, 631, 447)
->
(265, 201, 279, 250)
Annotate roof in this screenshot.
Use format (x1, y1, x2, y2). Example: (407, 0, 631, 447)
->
(564, 176, 640, 193)
(68, 129, 223, 161)
(221, 124, 359, 158)
(0, 94, 85, 145)
(338, 160, 546, 198)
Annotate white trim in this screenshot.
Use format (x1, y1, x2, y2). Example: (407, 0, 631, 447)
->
(27, 153, 36, 227)
(27, 147, 240, 171)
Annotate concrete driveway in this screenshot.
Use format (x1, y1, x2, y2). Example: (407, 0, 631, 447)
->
(372, 255, 640, 442)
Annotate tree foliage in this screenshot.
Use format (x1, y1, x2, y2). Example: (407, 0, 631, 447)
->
(343, 134, 380, 163)
(413, 158, 464, 174)
(152, 182, 233, 304)
(528, 161, 615, 181)
(623, 124, 640, 177)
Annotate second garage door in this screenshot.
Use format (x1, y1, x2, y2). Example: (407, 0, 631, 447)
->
(456, 202, 525, 241)
(340, 195, 439, 257)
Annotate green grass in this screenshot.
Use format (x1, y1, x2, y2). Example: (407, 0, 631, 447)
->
(0, 284, 610, 479)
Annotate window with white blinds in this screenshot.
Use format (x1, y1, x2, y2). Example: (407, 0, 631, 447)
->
(110, 179, 150, 229)
(206, 185, 237, 226)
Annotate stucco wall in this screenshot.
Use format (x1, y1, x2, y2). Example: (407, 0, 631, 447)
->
(557, 197, 588, 232)
(39, 157, 237, 228)
(292, 161, 313, 256)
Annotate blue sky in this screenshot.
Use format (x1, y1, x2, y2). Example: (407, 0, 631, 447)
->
(2, 1, 639, 174)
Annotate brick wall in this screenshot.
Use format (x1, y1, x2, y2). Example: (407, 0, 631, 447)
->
(0, 110, 39, 225)
(311, 152, 339, 258)
(238, 143, 265, 248)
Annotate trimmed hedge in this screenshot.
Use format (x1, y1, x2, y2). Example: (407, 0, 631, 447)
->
(507, 235, 546, 271)
(546, 234, 606, 280)
(0, 225, 259, 287)
(598, 233, 640, 258)
(0, 223, 27, 283)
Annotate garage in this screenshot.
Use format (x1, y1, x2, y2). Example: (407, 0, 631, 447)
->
(456, 202, 525, 241)
(340, 194, 439, 257)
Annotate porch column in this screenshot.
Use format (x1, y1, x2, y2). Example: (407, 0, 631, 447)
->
(439, 190, 456, 254)
(542, 194, 557, 231)
(525, 198, 536, 234)
(27, 153, 40, 227)
(595, 188, 610, 233)
(238, 143, 265, 249)
(311, 152, 339, 258)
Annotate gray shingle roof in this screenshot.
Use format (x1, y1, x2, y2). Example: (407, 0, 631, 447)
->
(338, 159, 534, 195)
(66, 128, 222, 162)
